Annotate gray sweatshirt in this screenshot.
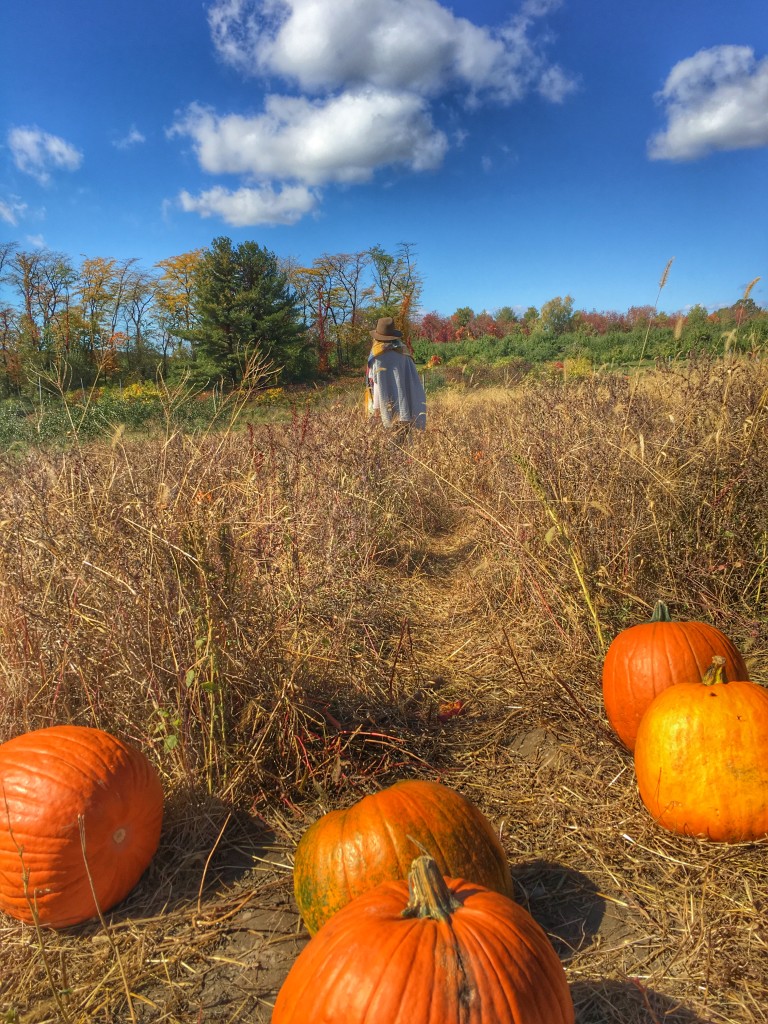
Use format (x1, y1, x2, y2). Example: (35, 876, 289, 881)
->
(370, 346, 427, 430)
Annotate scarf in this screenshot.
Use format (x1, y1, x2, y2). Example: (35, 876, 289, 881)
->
(371, 340, 410, 359)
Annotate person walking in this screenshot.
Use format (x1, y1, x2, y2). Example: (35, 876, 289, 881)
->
(366, 317, 427, 433)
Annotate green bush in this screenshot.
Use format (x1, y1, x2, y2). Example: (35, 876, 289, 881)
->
(0, 383, 232, 449)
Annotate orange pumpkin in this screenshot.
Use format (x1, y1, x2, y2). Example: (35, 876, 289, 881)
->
(602, 600, 748, 750)
(275, 855, 574, 1024)
(293, 779, 513, 935)
(0, 725, 163, 927)
(634, 657, 768, 842)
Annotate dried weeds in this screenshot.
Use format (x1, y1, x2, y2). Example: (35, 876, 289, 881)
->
(1, 358, 767, 1022)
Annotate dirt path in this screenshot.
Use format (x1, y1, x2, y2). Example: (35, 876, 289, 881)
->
(174, 520, 498, 1023)
(395, 514, 509, 697)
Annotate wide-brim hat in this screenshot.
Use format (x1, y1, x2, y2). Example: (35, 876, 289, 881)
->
(370, 317, 403, 342)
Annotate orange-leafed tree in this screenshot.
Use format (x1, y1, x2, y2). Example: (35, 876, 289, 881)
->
(154, 250, 203, 337)
(0, 306, 22, 394)
(290, 263, 337, 374)
(153, 249, 204, 374)
(77, 256, 140, 375)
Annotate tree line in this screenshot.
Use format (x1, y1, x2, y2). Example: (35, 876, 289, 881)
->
(0, 237, 420, 397)
(420, 293, 767, 344)
(0, 237, 765, 399)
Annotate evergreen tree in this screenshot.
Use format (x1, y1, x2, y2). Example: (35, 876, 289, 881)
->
(190, 237, 308, 384)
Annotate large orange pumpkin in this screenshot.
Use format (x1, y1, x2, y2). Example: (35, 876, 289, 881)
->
(274, 855, 574, 1024)
(602, 600, 748, 750)
(0, 725, 164, 927)
(634, 657, 768, 842)
(293, 779, 513, 935)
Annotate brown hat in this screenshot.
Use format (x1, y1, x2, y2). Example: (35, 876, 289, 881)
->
(370, 317, 403, 342)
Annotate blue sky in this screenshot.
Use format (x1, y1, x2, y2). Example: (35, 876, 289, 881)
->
(1, 0, 767, 317)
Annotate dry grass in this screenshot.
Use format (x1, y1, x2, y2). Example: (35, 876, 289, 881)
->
(1, 356, 767, 1022)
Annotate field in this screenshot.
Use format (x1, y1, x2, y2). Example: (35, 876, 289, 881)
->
(1, 357, 767, 1023)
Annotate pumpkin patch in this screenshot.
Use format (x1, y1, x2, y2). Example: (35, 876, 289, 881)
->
(2, 352, 768, 1019)
(0, 725, 164, 928)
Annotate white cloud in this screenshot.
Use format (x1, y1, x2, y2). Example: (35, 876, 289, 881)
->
(172, 0, 574, 226)
(537, 65, 577, 103)
(178, 183, 318, 225)
(648, 45, 768, 160)
(8, 126, 83, 184)
(114, 126, 146, 149)
(170, 91, 447, 186)
(207, 0, 576, 103)
(0, 196, 28, 226)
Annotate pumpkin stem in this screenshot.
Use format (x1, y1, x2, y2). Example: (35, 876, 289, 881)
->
(649, 601, 672, 623)
(702, 655, 727, 686)
(401, 856, 461, 922)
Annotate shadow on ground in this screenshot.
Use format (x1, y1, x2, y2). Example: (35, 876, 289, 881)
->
(512, 859, 605, 959)
(571, 979, 711, 1023)
(69, 795, 292, 934)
